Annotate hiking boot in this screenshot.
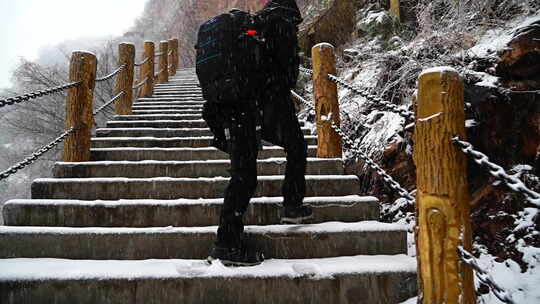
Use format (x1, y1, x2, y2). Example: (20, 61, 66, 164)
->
(281, 204, 313, 224)
(207, 244, 264, 267)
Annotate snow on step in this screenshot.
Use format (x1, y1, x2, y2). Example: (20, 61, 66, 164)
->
(3, 196, 380, 227)
(106, 120, 208, 129)
(31, 175, 361, 200)
(0, 255, 417, 304)
(0, 221, 407, 259)
(52, 158, 343, 178)
(112, 114, 203, 121)
(91, 135, 318, 148)
(96, 127, 214, 138)
(95, 127, 312, 138)
(132, 109, 203, 114)
(90, 145, 319, 161)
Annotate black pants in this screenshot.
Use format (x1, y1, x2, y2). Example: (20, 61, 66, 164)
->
(216, 86, 308, 248)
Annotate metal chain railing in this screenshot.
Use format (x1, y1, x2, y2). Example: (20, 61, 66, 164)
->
(133, 77, 149, 90)
(0, 127, 76, 181)
(93, 91, 125, 116)
(134, 57, 150, 67)
(458, 247, 516, 304)
(299, 67, 415, 121)
(155, 69, 165, 78)
(0, 81, 80, 109)
(290, 90, 315, 113)
(329, 119, 415, 204)
(291, 89, 415, 204)
(95, 64, 127, 82)
(453, 137, 540, 208)
(155, 52, 164, 57)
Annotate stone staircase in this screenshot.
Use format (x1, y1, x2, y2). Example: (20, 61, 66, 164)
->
(0, 69, 417, 303)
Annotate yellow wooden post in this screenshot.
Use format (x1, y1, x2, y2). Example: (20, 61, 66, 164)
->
(140, 41, 155, 98)
(158, 41, 169, 84)
(312, 43, 342, 158)
(413, 67, 476, 304)
(114, 43, 135, 115)
(168, 38, 179, 76)
(390, 0, 401, 21)
(64, 51, 97, 162)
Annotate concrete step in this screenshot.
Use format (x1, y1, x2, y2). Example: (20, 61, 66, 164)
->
(132, 109, 203, 114)
(106, 120, 208, 129)
(0, 221, 407, 259)
(136, 98, 204, 103)
(132, 105, 204, 111)
(153, 89, 202, 93)
(0, 256, 417, 304)
(31, 175, 360, 200)
(96, 127, 214, 138)
(91, 136, 318, 148)
(90, 145, 318, 161)
(52, 158, 343, 178)
(152, 94, 203, 98)
(3, 196, 379, 227)
(95, 127, 312, 138)
(112, 114, 202, 121)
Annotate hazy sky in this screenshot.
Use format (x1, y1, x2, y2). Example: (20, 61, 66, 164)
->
(0, 0, 148, 89)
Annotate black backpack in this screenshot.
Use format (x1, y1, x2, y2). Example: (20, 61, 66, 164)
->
(196, 9, 263, 152)
(256, 3, 303, 88)
(195, 9, 263, 104)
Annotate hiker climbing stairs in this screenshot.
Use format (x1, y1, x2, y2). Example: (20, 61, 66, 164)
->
(1, 69, 417, 303)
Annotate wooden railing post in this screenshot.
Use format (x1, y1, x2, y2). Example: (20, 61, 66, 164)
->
(390, 0, 401, 21)
(158, 41, 169, 84)
(413, 67, 476, 304)
(140, 41, 155, 98)
(114, 43, 135, 115)
(312, 43, 342, 158)
(64, 51, 97, 162)
(168, 38, 179, 76)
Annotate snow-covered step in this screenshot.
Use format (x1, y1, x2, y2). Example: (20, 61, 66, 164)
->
(133, 100, 204, 107)
(132, 105, 204, 111)
(91, 135, 318, 148)
(112, 114, 202, 121)
(132, 109, 203, 114)
(3, 196, 379, 227)
(152, 94, 203, 98)
(0, 255, 417, 304)
(52, 158, 343, 178)
(153, 89, 202, 93)
(0, 221, 407, 259)
(90, 146, 319, 161)
(31, 175, 361, 200)
(106, 120, 207, 129)
(96, 127, 214, 138)
(136, 97, 204, 103)
(95, 127, 312, 138)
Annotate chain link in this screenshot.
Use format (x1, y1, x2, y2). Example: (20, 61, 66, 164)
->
(458, 247, 516, 304)
(0, 82, 80, 109)
(134, 57, 150, 67)
(290, 89, 414, 203)
(132, 77, 149, 90)
(0, 127, 76, 181)
(299, 67, 313, 76)
(327, 73, 415, 121)
(155, 69, 165, 78)
(290, 90, 315, 113)
(453, 137, 540, 208)
(94, 91, 125, 116)
(155, 52, 164, 57)
(299, 67, 414, 121)
(330, 119, 415, 203)
(95, 64, 127, 82)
